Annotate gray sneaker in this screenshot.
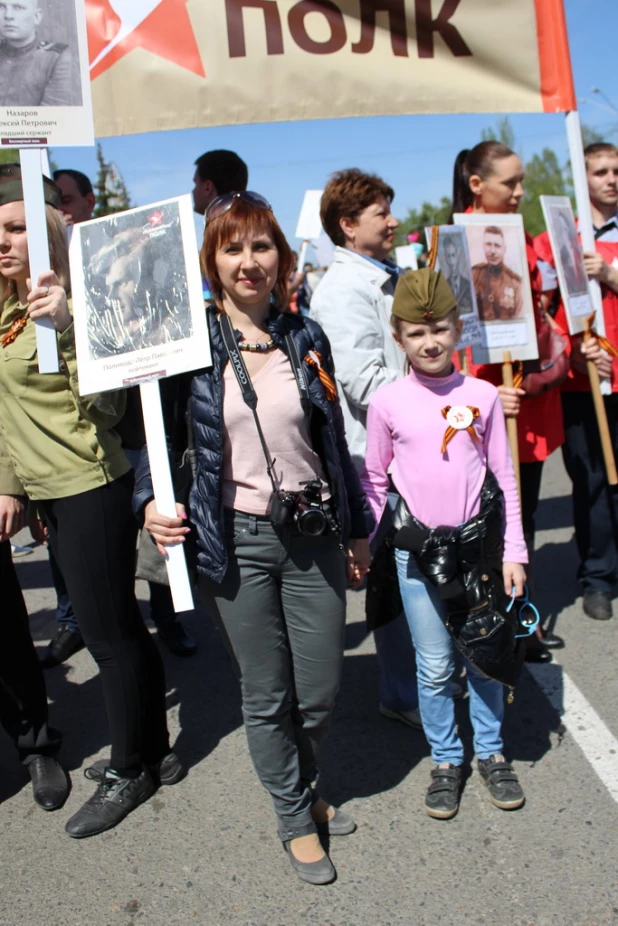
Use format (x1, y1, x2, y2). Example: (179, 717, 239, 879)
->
(378, 704, 423, 730)
(425, 764, 463, 819)
(477, 755, 525, 810)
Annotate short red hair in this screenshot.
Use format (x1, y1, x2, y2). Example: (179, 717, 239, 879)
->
(200, 198, 295, 310)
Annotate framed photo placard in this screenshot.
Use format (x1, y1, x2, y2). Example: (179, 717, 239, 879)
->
(454, 212, 539, 365)
(540, 195, 592, 335)
(0, 0, 94, 148)
(427, 225, 482, 350)
(69, 194, 210, 396)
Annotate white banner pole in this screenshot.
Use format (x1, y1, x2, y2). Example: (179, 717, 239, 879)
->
(20, 148, 59, 373)
(297, 239, 309, 272)
(139, 380, 194, 613)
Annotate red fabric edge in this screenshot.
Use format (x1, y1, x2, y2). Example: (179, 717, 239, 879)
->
(533, 0, 577, 113)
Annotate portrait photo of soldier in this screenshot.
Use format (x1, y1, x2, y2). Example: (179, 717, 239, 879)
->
(0, 0, 82, 106)
(552, 206, 589, 296)
(79, 202, 193, 361)
(471, 225, 524, 321)
(439, 229, 474, 316)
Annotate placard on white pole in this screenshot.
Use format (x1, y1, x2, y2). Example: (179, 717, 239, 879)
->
(20, 148, 59, 373)
(565, 110, 610, 394)
(139, 380, 194, 613)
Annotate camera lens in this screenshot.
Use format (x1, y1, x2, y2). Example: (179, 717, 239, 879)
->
(296, 507, 326, 537)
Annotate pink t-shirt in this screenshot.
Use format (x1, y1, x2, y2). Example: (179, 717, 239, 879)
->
(222, 348, 327, 516)
(360, 365, 527, 564)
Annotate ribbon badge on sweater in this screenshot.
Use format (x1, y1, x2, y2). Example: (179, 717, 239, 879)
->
(304, 350, 338, 401)
(441, 405, 481, 454)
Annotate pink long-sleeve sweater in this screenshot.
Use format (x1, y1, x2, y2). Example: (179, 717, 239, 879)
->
(360, 365, 528, 564)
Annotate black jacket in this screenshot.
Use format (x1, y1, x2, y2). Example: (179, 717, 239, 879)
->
(133, 306, 374, 583)
(368, 472, 523, 688)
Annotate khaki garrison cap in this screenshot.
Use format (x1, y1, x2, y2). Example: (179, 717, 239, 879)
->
(392, 268, 457, 323)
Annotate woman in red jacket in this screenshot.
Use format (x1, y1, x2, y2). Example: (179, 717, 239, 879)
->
(452, 141, 565, 660)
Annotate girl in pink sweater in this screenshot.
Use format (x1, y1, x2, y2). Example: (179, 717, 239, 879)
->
(361, 268, 528, 820)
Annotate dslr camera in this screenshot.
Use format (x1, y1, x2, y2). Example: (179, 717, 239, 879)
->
(270, 479, 327, 537)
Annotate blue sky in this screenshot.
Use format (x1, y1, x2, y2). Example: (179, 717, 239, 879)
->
(55, 0, 617, 242)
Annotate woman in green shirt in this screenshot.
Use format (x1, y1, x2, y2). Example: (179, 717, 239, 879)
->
(0, 165, 180, 839)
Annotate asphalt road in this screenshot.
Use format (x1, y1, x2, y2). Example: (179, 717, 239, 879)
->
(1, 450, 618, 926)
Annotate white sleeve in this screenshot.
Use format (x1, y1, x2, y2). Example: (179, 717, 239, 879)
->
(310, 280, 401, 411)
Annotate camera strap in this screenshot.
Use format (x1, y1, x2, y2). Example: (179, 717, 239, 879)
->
(219, 311, 328, 517)
(219, 312, 280, 493)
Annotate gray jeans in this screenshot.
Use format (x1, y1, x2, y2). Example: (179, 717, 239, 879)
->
(198, 510, 347, 840)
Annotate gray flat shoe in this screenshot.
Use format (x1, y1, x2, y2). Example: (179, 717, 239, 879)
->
(283, 841, 336, 885)
(316, 806, 357, 836)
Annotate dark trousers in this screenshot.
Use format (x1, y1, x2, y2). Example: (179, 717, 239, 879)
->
(199, 511, 346, 839)
(0, 540, 61, 764)
(562, 391, 618, 592)
(520, 460, 544, 594)
(48, 543, 78, 631)
(41, 473, 170, 773)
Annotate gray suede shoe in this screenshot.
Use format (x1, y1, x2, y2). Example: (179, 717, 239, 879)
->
(311, 790, 357, 836)
(283, 841, 336, 885)
(315, 806, 357, 836)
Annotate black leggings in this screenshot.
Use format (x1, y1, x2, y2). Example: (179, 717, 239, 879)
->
(42, 473, 169, 774)
(0, 540, 61, 763)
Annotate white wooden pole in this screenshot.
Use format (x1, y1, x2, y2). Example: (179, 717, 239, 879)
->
(139, 380, 194, 613)
(297, 239, 309, 272)
(20, 148, 59, 373)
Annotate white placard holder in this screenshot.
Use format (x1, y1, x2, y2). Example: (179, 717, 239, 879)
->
(297, 239, 310, 272)
(20, 148, 59, 373)
(139, 380, 194, 613)
(565, 110, 610, 395)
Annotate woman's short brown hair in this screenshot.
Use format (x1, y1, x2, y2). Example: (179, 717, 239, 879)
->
(200, 198, 295, 310)
(320, 168, 395, 247)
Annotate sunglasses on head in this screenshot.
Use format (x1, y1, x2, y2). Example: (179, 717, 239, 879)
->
(204, 191, 272, 227)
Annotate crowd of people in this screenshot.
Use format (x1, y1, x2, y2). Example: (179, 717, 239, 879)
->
(1, 139, 618, 885)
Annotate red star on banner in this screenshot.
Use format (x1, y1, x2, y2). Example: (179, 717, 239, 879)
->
(87, 0, 206, 81)
(148, 210, 164, 226)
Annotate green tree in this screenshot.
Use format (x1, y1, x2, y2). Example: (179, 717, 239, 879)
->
(521, 148, 570, 236)
(480, 116, 516, 150)
(93, 143, 131, 217)
(394, 196, 452, 248)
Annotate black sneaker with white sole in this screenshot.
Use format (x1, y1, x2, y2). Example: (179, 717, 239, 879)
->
(425, 764, 463, 819)
(65, 767, 155, 838)
(477, 755, 525, 810)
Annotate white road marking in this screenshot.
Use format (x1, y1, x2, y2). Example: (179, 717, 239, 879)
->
(527, 660, 618, 804)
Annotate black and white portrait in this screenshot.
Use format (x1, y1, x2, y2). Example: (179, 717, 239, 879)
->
(80, 202, 193, 361)
(438, 228, 475, 316)
(540, 195, 593, 330)
(0, 0, 82, 106)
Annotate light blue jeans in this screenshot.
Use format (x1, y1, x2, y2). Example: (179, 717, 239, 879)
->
(395, 548, 504, 765)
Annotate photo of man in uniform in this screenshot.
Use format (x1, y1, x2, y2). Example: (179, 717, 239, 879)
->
(441, 233, 473, 315)
(553, 207, 589, 295)
(0, 0, 81, 106)
(472, 225, 523, 321)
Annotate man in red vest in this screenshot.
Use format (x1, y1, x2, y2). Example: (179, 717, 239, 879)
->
(535, 143, 618, 621)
